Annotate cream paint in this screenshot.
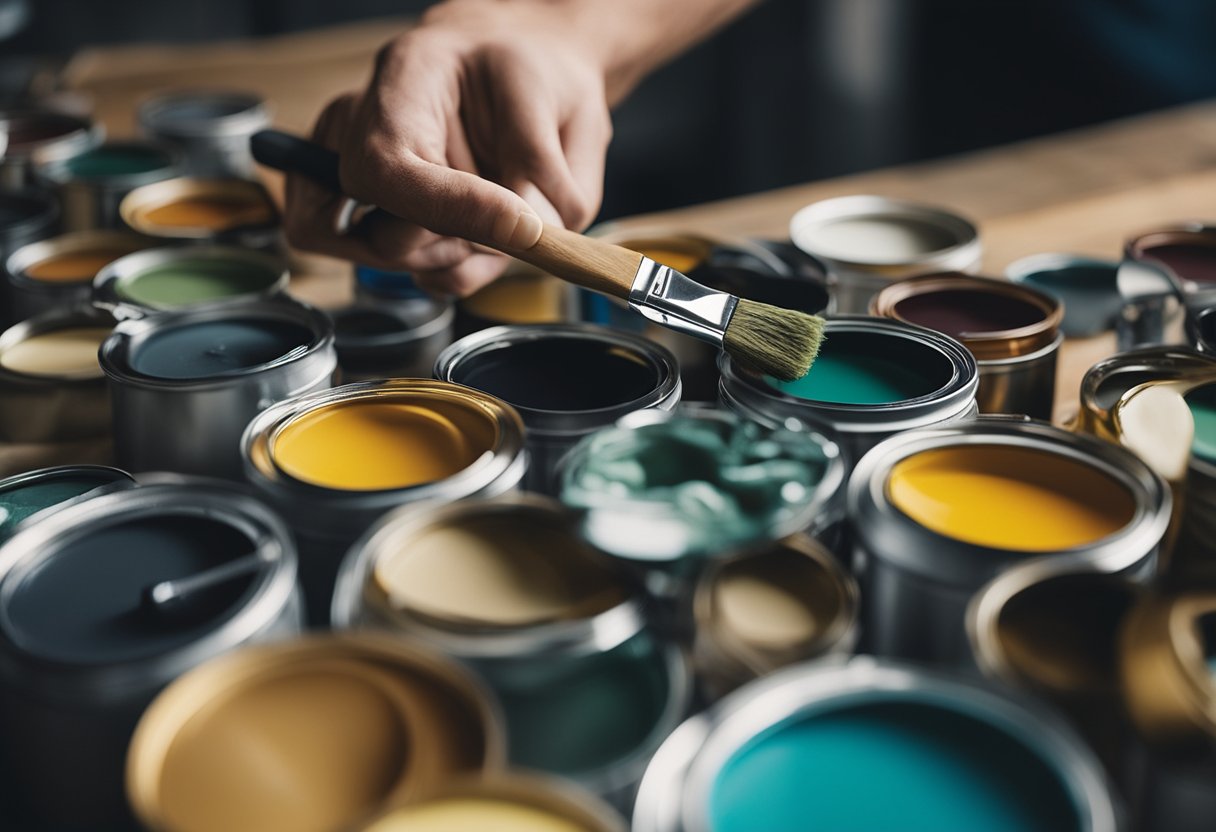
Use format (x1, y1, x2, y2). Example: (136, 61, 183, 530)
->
(714, 573, 820, 648)
(365, 798, 587, 832)
(0, 327, 110, 377)
(797, 217, 953, 262)
(1116, 382, 1194, 483)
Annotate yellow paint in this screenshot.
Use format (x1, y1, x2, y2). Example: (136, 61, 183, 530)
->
(634, 247, 703, 275)
(887, 445, 1135, 551)
(272, 399, 493, 491)
(364, 798, 587, 832)
(0, 327, 111, 377)
(462, 271, 568, 323)
(25, 249, 130, 283)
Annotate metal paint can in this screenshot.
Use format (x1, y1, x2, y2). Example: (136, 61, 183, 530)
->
(242, 379, 528, 624)
(1007, 253, 1125, 339)
(579, 229, 831, 401)
(119, 176, 279, 250)
(454, 261, 579, 337)
(0, 481, 303, 829)
(633, 657, 1122, 832)
(94, 245, 288, 315)
(718, 315, 979, 464)
(333, 494, 690, 810)
(35, 140, 180, 232)
(435, 324, 681, 495)
(692, 534, 858, 700)
(0, 109, 101, 190)
(0, 190, 60, 316)
(1120, 590, 1216, 832)
(100, 297, 336, 479)
(849, 418, 1171, 665)
(126, 632, 502, 832)
(359, 773, 627, 832)
(331, 298, 455, 382)
(137, 90, 270, 179)
(789, 195, 981, 313)
(1187, 303, 1216, 356)
(0, 305, 115, 443)
(5, 230, 152, 322)
(0, 464, 134, 541)
(1125, 224, 1216, 305)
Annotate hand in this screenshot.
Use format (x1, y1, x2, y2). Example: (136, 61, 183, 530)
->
(283, 0, 613, 296)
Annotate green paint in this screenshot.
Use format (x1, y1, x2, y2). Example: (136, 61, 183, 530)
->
(491, 636, 668, 776)
(0, 471, 125, 538)
(1186, 384, 1216, 465)
(115, 259, 278, 308)
(712, 701, 1080, 832)
(65, 145, 173, 179)
(767, 351, 934, 404)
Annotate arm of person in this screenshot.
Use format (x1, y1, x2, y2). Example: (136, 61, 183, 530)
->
(283, 0, 762, 296)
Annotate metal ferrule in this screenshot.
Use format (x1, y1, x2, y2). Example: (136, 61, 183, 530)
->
(628, 257, 737, 348)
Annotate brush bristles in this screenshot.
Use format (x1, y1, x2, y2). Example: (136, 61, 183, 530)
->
(723, 300, 825, 381)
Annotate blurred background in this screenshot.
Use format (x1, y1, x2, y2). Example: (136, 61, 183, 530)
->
(3, 0, 1214, 219)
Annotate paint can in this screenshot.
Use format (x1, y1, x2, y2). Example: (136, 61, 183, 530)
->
(100, 296, 336, 480)
(692, 534, 858, 699)
(0, 305, 114, 443)
(0, 481, 303, 829)
(871, 272, 1063, 419)
(0, 109, 101, 190)
(1075, 346, 1216, 442)
(1125, 224, 1216, 305)
(0, 191, 60, 315)
(242, 379, 528, 624)
(5, 230, 151, 322)
(0, 464, 134, 541)
(849, 418, 1171, 665)
(579, 229, 831, 400)
(1120, 590, 1216, 832)
(558, 406, 845, 618)
(94, 245, 288, 314)
(718, 315, 979, 464)
(1187, 303, 1216, 356)
(435, 324, 681, 495)
(360, 773, 627, 832)
(789, 195, 981, 313)
(119, 176, 279, 250)
(333, 494, 690, 810)
(126, 632, 502, 832)
(633, 657, 1123, 832)
(137, 90, 270, 179)
(35, 140, 180, 232)
(1007, 253, 1125, 339)
(454, 261, 579, 337)
(331, 299, 454, 382)
(353, 264, 431, 303)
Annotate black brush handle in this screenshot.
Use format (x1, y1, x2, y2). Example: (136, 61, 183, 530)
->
(251, 129, 343, 193)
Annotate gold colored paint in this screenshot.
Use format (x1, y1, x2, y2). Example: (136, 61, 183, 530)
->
(374, 514, 623, 628)
(135, 195, 274, 232)
(272, 399, 495, 491)
(888, 445, 1135, 551)
(715, 566, 823, 649)
(462, 271, 567, 323)
(633, 247, 703, 275)
(0, 327, 111, 377)
(364, 798, 587, 832)
(24, 250, 129, 283)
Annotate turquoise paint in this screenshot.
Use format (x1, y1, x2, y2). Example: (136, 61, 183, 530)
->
(0, 471, 126, 538)
(1186, 384, 1216, 465)
(767, 353, 933, 404)
(65, 145, 173, 179)
(711, 701, 1079, 832)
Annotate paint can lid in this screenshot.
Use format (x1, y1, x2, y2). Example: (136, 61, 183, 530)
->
(138, 90, 270, 139)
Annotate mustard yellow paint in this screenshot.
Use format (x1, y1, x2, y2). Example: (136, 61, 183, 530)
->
(635, 247, 703, 275)
(887, 445, 1135, 551)
(0, 327, 111, 377)
(272, 400, 492, 491)
(462, 271, 568, 324)
(364, 798, 587, 832)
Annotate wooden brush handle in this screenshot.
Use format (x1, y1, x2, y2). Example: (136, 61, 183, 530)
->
(506, 224, 644, 300)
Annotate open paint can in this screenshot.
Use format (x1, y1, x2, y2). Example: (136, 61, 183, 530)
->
(633, 657, 1122, 832)
(1008, 253, 1126, 339)
(692, 534, 858, 699)
(580, 229, 831, 400)
(138, 90, 271, 179)
(872, 272, 1063, 419)
(242, 379, 528, 624)
(1125, 225, 1216, 305)
(0, 109, 101, 189)
(789, 195, 981, 313)
(1120, 590, 1216, 832)
(0, 191, 60, 311)
(119, 176, 280, 249)
(0, 464, 134, 541)
(35, 140, 179, 231)
(94, 245, 287, 314)
(436, 324, 681, 495)
(100, 297, 336, 479)
(334, 494, 690, 810)
(849, 418, 1171, 665)
(360, 773, 627, 832)
(455, 261, 579, 337)
(719, 315, 979, 464)
(331, 298, 454, 382)
(126, 632, 502, 832)
(5, 230, 152, 322)
(0, 481, 302, 829)
(0, 306, 115, 443)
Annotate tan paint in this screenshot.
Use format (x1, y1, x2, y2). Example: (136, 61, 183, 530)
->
(712, 546, 841, 649)
(24, 250, 129, 283)
(364, 798, 588, 832)
(134, 195, 274, 232)
(0, 327, 111, 377)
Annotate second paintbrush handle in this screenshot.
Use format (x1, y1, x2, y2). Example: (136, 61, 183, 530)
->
(501, 224, 643, 300)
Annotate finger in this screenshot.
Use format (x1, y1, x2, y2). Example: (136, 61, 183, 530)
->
(413, 252, 511, 298)
(559, 105, 612, 228)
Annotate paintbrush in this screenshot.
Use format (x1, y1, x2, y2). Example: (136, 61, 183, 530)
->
(251, 129, 824, 380)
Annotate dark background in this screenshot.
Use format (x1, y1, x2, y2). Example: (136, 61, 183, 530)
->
(4, 0, 1214, 220)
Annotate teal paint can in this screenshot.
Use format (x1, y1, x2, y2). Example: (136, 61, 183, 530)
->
(35, 140, 179, 232)
(0, 464, 134, 540)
